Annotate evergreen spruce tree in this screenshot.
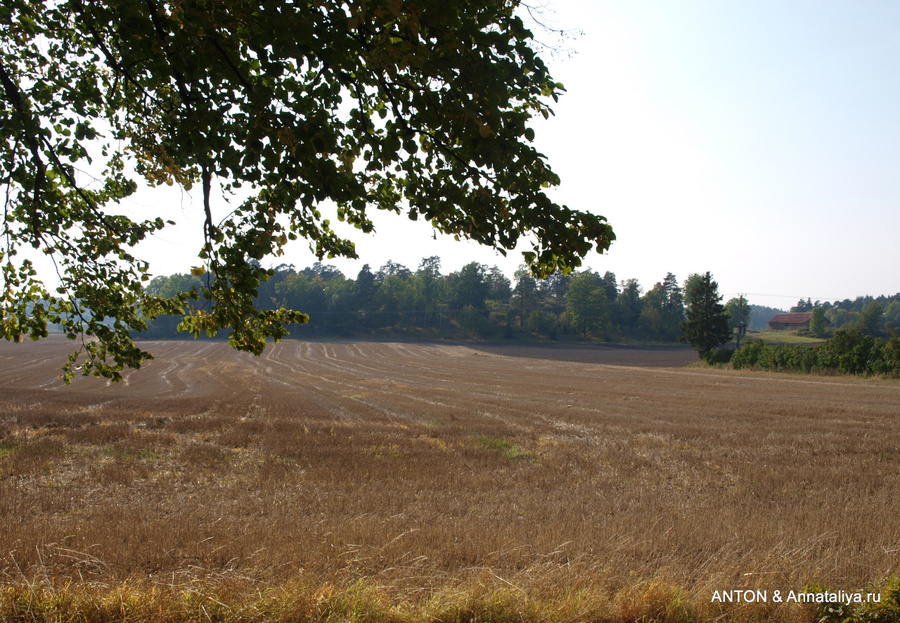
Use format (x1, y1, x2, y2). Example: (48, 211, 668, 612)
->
(680, 272, 732, 358)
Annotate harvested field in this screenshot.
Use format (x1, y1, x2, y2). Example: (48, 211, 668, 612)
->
(1, 336, 899, 621)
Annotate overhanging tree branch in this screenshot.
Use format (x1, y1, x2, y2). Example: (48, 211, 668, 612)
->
(1, 0, 615, 382)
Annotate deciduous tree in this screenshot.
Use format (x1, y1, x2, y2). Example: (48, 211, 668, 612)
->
(356, 264, 377, 328)
(513, 265, 539, 329)
(415, 256, 442, 329)
(1, 0, 614, 381)
(857, 301, 884, 336)
(450, 262, 490, 314)
(809, 306, 827, 338)
(615, 278, 642, 334)
(724, 297, 750, 333)
(565, 271, 609, 338)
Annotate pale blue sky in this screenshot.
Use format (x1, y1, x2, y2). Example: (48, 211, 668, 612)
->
(133, 1, 900, 309)
(530, 0, 900, 307)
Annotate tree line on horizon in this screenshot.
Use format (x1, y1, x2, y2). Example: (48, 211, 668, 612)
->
(140, 258, 712, 343)
(138, 257, 900, 344)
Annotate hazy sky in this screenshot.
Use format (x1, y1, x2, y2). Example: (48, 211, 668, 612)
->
(531, 0, 900, 308)
(132, 0, 900, 310)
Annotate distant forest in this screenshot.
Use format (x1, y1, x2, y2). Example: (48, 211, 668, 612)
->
(789, 296, 900, 335)
(137, 258, 900, 342)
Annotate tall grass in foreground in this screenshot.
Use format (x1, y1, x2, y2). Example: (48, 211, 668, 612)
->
(3, 576, 900, 622)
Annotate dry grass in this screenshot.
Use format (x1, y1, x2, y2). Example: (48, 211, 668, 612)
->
(1, 337, 899, 621)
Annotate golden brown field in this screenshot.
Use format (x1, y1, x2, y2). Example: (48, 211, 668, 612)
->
(1, 337, 899, 622)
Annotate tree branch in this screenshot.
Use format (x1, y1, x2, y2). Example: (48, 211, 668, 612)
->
(207, 36, 254, 93)
(0, 60, 46, 243)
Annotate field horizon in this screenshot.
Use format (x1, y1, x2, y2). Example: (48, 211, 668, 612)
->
(2, 337, 898, 622)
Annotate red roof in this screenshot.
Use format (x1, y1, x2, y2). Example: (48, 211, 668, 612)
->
(768, 312, 813, 324)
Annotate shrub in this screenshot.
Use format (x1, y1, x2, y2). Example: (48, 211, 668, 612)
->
(774, 344, 818, 372)
(734, 330, 900, 377)
(866, 337, 900, 377)
(804, 578, 900, 623)
(883, 337, 900, 376)
(702, 348, 733, 365)
(817, 328, 876, 375)
(732, 340, 772, 370)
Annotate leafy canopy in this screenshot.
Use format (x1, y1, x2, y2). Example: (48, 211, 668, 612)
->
(1, 0, 614, 381)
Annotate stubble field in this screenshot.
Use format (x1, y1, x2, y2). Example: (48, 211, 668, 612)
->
(1, 337, 899, 622)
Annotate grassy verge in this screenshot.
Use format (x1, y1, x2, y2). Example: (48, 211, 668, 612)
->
(745, 330, 826, 345)
(2, 576, 899, 623)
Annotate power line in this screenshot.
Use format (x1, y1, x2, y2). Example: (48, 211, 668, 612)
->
(722, 292, 850, 302)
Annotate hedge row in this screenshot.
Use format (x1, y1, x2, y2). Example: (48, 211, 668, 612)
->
(731, 328, 900, 377)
